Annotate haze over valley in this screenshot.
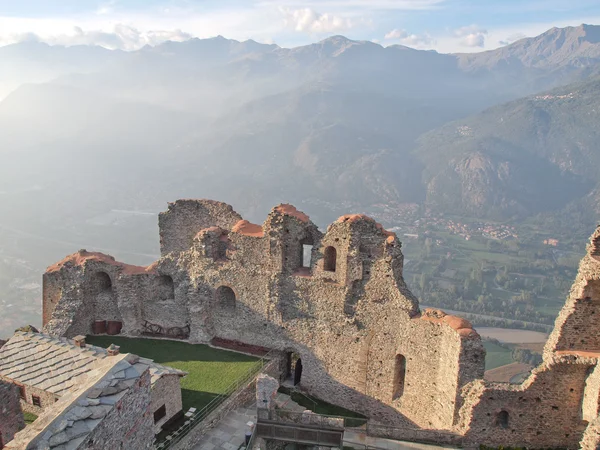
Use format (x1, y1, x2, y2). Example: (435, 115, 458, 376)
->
(2, 23, 600, 337)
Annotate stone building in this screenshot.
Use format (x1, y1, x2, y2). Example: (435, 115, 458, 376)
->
(5, 346, 156, 450)
(0, 332, 185, 436)
(39, 198, 600, 448)
(0, 379, 24, 449)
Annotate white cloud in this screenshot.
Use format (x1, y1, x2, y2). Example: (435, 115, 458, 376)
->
(499, 32, 527, 46)
(384, 28, 408, 40)
(401, 32, 434, 47)
(0, 24, 192, 50)
(0, 4, 285, 50)
(384, 28, 434, 48)
(454, 25, 487, 47)
(260, 0, 445, 11)
(279, 7, 355, 33)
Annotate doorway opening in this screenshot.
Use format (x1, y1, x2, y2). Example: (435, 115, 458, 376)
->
(285, 351, 303, 386)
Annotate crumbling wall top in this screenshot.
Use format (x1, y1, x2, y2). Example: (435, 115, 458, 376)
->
(335, 214, 395, 237)
(273, 204, 310, 223)
(418, 308, 479, 339)
(159, 199, 243, 255)
(46, 249, 156, 276)
(588, 225, 600, 262)
(232, 220, 264, 237)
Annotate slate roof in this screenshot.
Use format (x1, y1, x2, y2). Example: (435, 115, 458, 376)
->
(0, 332, 185, 396)
(7, 352, 150, 450)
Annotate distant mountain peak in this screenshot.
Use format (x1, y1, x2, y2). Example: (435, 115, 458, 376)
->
(318, 35, 353, 44)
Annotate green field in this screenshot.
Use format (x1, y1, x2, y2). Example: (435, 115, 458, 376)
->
(87, 336, 259, 411)
(483, 341, 514, 370)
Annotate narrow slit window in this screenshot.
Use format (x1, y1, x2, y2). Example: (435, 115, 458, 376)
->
(393, 354, 406, 400)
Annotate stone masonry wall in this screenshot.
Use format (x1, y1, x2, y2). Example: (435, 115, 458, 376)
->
(545, 227, 600, 357)
(158, 199, 242, 256)
(41, 201, 487, 432)
(3, 381, 58, 416)
(459, 358, 591, 448)
(81, 369, 155, 450)
(0, 380, 24, 447)
(0, 378, 68, 420)
(580, 415, 600, 450)
(150, 374, 183, 434)
(42, 200, 600, 449)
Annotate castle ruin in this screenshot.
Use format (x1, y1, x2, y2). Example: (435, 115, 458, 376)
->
(40, 199, 600, 448)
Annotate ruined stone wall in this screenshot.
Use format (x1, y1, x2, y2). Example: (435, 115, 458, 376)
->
(459, 357, 592, 448)
(43, 251, 162, 337)
(581, 415, 600, 450)
(150, 374, 183, 434)
(82, 369, 154, 450)
(545, 229, 600, 356)
(582, 363, 600, 423)
(42, 201, 485, 434)
(363, 309, 484, 429)
(0, 380, 24, 447)
(159, 199, 242, 256)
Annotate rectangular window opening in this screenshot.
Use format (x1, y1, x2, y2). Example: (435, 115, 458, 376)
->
(154, 405, 167, 424)
(32, 395, 41, 407)
(302, 244, 313, 268)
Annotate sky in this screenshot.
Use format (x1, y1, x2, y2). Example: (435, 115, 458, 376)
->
(0, 0, 599, 53)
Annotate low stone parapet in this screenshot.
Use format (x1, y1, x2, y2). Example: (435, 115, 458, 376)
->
(367, 423, 464, 447)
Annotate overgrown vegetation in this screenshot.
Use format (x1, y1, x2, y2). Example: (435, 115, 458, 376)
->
(23, 412, 37, 425)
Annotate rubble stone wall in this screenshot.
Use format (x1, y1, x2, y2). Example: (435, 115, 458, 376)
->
(459, 359, 590, 448)
(17, 383, 57, 415)
(158, 199, 242, 256)
(0, 380, 24, 447)
(82, 369, 155, 450)
(42, 201, 600, 449)
(150, 374, 183, 434)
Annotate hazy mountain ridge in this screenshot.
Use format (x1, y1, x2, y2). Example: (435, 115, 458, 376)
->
(1, 24, 600, 233)
(416, 76, 600, 221)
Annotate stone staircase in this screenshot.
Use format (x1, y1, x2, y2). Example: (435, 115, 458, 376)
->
(274, 392, 310, 413)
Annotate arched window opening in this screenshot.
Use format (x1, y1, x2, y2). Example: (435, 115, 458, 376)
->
(156, 275, 175, 301)
(392, 354, 406, 400)
(497, 410, 509, 429)
(95, 272, 112, 293)
(216, 286, 236, 310)
(324, 246, 337, 272)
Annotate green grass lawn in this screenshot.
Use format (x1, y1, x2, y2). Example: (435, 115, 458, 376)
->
(23, 412, 37, 424)
(483, 341, 514, 370)
(87, 336, 259, 411)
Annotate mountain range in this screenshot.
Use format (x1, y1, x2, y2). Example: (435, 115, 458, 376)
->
(1, 23, 600, 255)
